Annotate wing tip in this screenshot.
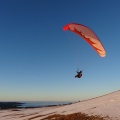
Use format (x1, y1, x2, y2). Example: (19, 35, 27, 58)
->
(63, 25, 69, 31)
(100, 54, 106, 57)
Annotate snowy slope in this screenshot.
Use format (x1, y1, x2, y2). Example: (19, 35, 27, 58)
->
(0, 90, 120, 120)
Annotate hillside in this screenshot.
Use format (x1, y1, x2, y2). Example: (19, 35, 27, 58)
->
(0, 90, 120, 120)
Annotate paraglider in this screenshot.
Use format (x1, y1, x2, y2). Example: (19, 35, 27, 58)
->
(75, 70, 82, 78)
(63, 23, 106, 78)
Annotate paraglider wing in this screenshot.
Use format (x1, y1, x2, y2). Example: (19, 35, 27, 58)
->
(63, 23, 106, 57)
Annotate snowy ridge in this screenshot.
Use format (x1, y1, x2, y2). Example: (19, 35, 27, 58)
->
(0, 90, 120, 120)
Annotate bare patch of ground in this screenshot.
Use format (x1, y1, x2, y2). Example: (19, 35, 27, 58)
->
(40, 113, 107, 120)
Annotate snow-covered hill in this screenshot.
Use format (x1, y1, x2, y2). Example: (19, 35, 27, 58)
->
(0, 90, 120, 120)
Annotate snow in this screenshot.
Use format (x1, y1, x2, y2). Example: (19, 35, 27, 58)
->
(0, 90, 120, 120)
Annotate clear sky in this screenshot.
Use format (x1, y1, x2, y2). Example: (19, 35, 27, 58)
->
(0, 0, 120, 101)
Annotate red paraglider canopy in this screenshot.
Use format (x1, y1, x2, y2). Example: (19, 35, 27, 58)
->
(63, 23, 106, 57)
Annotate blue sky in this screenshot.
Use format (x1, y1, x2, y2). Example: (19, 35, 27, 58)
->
(0, 0, 120, 101)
